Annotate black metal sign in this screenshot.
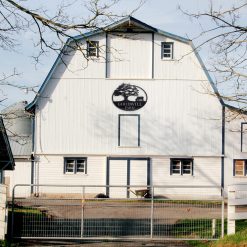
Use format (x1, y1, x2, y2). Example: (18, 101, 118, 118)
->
(112, 83, 148, 111)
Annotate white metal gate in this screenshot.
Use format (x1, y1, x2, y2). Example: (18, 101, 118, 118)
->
(10, 184, 225, 240)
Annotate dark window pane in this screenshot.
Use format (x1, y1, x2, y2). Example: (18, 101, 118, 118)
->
(77, 159, 86, 173)
(163, 44, 171, 49)
(66, 160, 75, 173)
(87, 41, 98, 57)
(172, 160, 181, 174)
(163, 54, 171, 57)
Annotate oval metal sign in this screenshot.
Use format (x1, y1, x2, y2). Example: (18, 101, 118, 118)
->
(112, 83, 148, 111)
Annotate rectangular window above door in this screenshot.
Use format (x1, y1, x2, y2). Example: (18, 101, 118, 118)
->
(118, 115, 140, 147)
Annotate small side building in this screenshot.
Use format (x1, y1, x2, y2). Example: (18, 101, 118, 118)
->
(0, 117, 15, 182)
(2, 101, 32, 197)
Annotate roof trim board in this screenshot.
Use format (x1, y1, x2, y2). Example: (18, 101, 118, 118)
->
(0, 117, 15, 170)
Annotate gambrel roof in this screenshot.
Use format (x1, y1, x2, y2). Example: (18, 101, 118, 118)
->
(26, 16, 223, 112)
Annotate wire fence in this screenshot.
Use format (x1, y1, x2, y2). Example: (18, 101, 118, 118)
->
(9, 184, 225, 240)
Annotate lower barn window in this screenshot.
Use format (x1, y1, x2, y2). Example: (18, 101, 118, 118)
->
(64, 158, 87, 174)
(234, 160, 247, 176)
(170, 159, 193, 175)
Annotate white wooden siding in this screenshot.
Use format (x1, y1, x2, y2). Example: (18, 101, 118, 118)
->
(154, 35, 207, 80)
(52, 34, 106, 79)
(35, 78, 222, 156)
(50, 33, 208, 81)
(224, 110, 247, 190)
(32, 155, 221, 198)
(34, 155, 106, 195)
(152, 157, 221, 198)
(4, 160, 31, 197)
(108, 33, 152, 78)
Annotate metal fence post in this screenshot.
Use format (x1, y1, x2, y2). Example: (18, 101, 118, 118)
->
(150, 186, 154, 238)
(227, 185, 236, 235)
(81, 186, 85, 238)
(221, 188, 225, 238)
(11, 186, 15, 239)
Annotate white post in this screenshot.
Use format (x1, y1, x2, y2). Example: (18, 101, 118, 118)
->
(228, 185, 236, 235)
(212, 219, 216, 237)
(0, 185, 7, 240)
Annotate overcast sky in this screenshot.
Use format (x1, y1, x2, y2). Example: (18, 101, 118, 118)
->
(0, 0, 241, 110)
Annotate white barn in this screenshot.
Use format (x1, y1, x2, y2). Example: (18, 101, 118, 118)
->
(6, 17, 247, 198)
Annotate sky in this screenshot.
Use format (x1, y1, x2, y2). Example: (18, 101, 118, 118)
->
(0, 0, 242, 110)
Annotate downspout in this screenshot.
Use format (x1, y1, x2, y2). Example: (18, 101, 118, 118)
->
(221, 105, 225, 193)
(30, 114, 35, 194)
(0, 161, 10, 184)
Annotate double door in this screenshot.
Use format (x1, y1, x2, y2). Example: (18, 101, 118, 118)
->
(106, 157, 150, 198)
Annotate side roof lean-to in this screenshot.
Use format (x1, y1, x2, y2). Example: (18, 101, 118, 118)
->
(0, 117, 15, 171)
(25, 16, 223, 112)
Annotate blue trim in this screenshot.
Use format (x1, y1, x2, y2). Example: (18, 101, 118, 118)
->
(170, 158, 194, 176)
(224, 103, 247, 115)
(31, 116, 35, 193)
(105, 32, 108, 78)
(64, 157, 87, 174)
(233, 159, 236, 176)
(161, 42, 174, 59)
(26, 44, 68, 111)
(152, 33, 154, 78)
(157, 28, 190, 43)
(106, 157, 150, 198)
(147, 158, 151, 186)
(0, 117, 15, 170)
(26, 17, 192, 111)
(118, 114, 140, 147)
(118, 115, 120, 146)
(233, 159, 247, 177)
(106, 157, 109, 196)
(221, 106, 225, 189)
(191, 42, 224, 105)
(127, 159, 130, 198)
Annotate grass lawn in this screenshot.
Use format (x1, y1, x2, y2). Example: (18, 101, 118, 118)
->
(187, 220, 247, 247)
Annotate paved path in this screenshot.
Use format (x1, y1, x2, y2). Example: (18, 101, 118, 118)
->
(14, 239, 193, 246)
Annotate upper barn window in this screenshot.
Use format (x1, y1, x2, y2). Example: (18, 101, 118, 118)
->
(87, 41, 99, 57)
(161, 42, 173, 59)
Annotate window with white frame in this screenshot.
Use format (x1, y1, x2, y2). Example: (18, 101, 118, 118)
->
(170, 159, 193, 175)
(118, 115, 140, 147)
(87, 41, 99, 57)
(241, 123, 247, 152)
(234, 160, 247, 176)
(161, 42, 173, 59)
(64, 158, 87, 174)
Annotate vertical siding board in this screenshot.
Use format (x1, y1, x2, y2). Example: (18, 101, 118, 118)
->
(36, 78, 222, 155)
